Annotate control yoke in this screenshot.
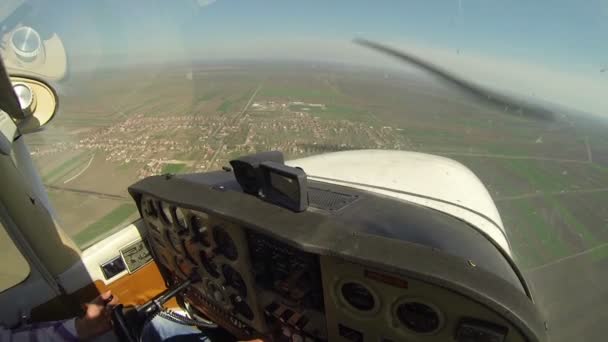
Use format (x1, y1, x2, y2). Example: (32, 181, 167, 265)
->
(111, 275, 202, 342)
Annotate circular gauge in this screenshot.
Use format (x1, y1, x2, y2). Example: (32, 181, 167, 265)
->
(222, 264, 247, 297)
(150, 234, 166, 249)
(10, 26, 42, 60)
(146, 221, 161, 235)
(175, 208, 188, 231)
(191, 214, 211, 247)
(143, 199, 158, 218)
(183, 238, 200, 264)
(160, 202, 173, 224)
(200, 252, 220, 278)
(166, 230, 183, 254)
(341, 282, 376, 311)
(176, 257, 196, 279)
(154, 248, 173, 270)
(396, 301, 442, 334)
(207, 282, 226, 304)
(231, 295, 254, 320)
(213, 226, 238, 261)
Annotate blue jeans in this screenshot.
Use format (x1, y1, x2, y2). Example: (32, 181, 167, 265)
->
(141, 316, 211, 342)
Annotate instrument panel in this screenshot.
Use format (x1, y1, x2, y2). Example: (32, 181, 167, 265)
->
(321, 257, 524, 342)
(141, 195, 269, 335)
(142, 194, 329, 340)
(130, 173, 546, 342)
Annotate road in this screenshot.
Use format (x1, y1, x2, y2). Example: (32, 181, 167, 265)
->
(46, 185, 131, 202)
(433, 151, 590, 164)
(495, 186, 608, 201)
(63, 154, 95, 184)
(206, 82, 263, 170)
(585, 136, 593, 163)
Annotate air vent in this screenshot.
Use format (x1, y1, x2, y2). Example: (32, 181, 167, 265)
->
(308, 187, 358, 211)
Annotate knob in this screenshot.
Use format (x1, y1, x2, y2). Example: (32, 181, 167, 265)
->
(10, 26, 42, 61)
(12, 83, 35, 114)
(213, 290, 223, 302)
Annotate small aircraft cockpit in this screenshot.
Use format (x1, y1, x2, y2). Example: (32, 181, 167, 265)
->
(117, 150, 545, 342)
(4, 2, 608, 342)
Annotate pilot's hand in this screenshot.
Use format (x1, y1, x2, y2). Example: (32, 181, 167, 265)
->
(75, 290, 118, 340)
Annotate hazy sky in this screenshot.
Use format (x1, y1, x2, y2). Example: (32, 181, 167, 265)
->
(23, 0, 608, 115)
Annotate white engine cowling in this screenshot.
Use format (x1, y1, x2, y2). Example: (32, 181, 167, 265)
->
(287, 149, 511, 257)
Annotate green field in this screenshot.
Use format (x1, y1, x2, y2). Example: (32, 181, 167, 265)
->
(162, 163, 187, 174)
(447, 156, 608, 269)
(217, 98, 233, 113)
(216, 88, 257, 114)
(259, 85, 343, 102)
(289, 104, 375, 122)
(72, 204, 138, 248)
(198, 90, 219, 102)
(43, 152, 91, 184)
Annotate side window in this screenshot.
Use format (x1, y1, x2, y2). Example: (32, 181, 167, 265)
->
(0, 219, 30, 292)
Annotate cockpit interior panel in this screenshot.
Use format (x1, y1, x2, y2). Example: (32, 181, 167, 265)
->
(129, 168, 545, 341)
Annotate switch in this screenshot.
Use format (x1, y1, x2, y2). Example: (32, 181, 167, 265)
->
(280, 309, 294, 322)
(265, 302, 280, 316)
(287, 312, 303, 326)
(294, 316, 309, 330)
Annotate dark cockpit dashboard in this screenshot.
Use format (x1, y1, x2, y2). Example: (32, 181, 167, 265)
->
(128, 158, 546, 342)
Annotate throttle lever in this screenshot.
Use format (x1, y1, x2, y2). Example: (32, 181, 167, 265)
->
(104, 295, 114, 305)
(111, 275, 199, 342)
(138, 276, 196, 316)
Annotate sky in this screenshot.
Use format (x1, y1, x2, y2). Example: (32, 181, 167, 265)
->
(14, 0, 608, 115)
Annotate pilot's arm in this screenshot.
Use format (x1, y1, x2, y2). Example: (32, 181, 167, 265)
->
(1, 319, 80, 342)
(1, 291, 117, 341)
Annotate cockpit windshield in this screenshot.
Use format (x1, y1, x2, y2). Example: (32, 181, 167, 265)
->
(1, 1, 607, 340)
